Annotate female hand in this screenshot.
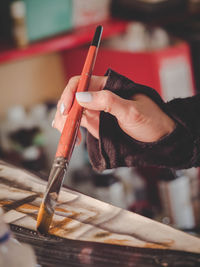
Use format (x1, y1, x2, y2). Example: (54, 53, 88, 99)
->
(53, 75, 175, 143)
(53, 75, 107, 142)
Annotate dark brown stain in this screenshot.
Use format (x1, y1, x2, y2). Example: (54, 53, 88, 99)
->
(17, 203, 39, 211)
(50, 217, 73, 230)
(55, 206, 70, 213)
(132, 239, 175, 250)
(55, 207, 78, 219)
(49, 219, 83, 236)
(144, 243, 167, 249)
(94, 232, 111, 238)
(82, 214, 99, 224)
(27, 212, 38, 220)
(2, 194, 40, 212)
(0, 176, 33, 192)
(144, 239, 175, 249)
(104, 238, 131, 245)
(97, 210, 176, 247)
(158, 239, 175, 248)
(1, 201, 39, 222)
(60, 201, 99, 223)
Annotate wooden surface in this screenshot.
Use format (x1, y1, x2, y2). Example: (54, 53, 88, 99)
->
(0, 160, 200, 266)
(11, 224, 200, 267)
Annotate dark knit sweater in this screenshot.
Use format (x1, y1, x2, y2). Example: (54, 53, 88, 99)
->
(87, 69, 200, 172)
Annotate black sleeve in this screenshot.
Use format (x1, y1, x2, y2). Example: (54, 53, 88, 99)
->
(87, 69, 200, 172)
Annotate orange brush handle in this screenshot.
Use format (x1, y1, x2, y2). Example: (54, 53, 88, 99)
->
(55, 45, 97, 159)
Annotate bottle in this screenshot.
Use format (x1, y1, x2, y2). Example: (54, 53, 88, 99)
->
(10, 0, 28, 48)
(93, 169, 127, 209)
(0, 209, 37, 267)
(158, 169, 196, 230)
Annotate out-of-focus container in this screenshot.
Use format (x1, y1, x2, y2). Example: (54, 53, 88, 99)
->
(24, 0, 73, 42)
(0, 105, 47, 173)
(62, 40, 195, 101)
(10, 0, 28, 48)
(166, 17, 200, 92)
(158, 168, 200, 230)
(0, 208, 37, 267)
(110, 0, 188, 23)
(10, 0, 73, 44)
(2, 0, 111, 47)
(72, 0, 111, 28)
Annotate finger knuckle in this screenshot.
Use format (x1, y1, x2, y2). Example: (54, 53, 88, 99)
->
(102, 90, 115, 113)
(63, 76, 80, 97)
(129, 104, 143, 123)
(69, 76, 80, 84)
(57, 99, 62, 109)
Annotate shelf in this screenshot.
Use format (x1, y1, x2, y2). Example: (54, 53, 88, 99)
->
(0, 19, 128, 64)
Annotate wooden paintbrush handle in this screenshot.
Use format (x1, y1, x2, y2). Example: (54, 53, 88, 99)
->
(55, 45, 98, 159)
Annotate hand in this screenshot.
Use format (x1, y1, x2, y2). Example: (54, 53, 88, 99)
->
(53, 75, 175, 143)
(53, 75, 107, 142)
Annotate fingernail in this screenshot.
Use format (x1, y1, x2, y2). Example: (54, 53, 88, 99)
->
(76, 92, 92, 103)
(51, 120, 55, 127)
(60, 103, 65, 114)
(75, 137, 80, 146)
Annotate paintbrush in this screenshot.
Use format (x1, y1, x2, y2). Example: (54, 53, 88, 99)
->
(36, 25, 103, 234)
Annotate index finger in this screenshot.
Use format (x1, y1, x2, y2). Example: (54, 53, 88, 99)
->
(59, 75, 108, 115)
(59, 76, 80, 115)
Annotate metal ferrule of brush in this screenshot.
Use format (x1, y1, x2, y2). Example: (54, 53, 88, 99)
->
(44, 157, 68, 214)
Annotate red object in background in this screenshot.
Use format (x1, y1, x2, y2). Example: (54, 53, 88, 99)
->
(0, 19, 128, 64)
(62, 41, 195, 99)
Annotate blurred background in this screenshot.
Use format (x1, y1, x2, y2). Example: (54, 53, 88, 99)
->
(0, 0, 200, 234)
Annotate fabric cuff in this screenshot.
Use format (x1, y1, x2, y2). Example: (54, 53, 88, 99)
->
(87, 69, 194, 172)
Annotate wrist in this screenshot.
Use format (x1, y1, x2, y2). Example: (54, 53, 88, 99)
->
(162, 117, 176, 137)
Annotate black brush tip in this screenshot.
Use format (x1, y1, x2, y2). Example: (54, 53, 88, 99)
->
(91, 25, 103, 47)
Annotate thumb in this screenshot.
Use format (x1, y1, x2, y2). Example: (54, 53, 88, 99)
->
(76, 90, 134, 121)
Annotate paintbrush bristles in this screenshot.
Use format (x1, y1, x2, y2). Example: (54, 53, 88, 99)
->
(36, 202, 53, 234)
(36, 157, 67, 234)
